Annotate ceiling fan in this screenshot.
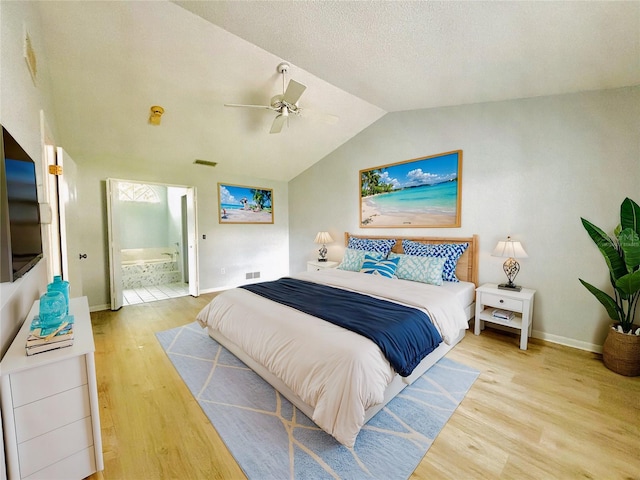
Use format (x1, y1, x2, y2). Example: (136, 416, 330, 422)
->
(224, 62, 337, 134)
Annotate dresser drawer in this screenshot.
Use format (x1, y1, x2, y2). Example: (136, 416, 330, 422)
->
(17, 417, 94, 478)
(481, 293, 523, 312)
(24, 446, 96, 480)
(14, 385, 91, 443)
(10, 356, 87, 407)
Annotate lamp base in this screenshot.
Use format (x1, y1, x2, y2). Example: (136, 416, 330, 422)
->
(317, 258, 327, 262)
(498, 283, 522, 292)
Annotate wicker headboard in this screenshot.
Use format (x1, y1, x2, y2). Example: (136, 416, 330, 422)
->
(345, 232, 479, 286)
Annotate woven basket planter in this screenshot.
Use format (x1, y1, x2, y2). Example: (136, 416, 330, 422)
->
(602, 324, 640, 377)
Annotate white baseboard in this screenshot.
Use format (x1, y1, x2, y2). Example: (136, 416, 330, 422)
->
(531, 329, 602, 354)
(89, 304, 110, 312)
(474, 320, 603, 353)
(198, 286, 229, 295)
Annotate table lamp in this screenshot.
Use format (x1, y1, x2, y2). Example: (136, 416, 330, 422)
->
(492, 236, 528, 291)
(314, 231, 333, 262)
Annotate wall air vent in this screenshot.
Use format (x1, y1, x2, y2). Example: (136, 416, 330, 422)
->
(193, 159, 218, 167)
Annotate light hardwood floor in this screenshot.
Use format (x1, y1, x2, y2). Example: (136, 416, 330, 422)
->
(87, 294, 640, 480)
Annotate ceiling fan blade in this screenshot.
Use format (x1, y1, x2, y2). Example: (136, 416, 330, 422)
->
(270, 113, 287, 134)
(224, 103, 274, 110)
(282, 79, 306, 105)
(299, 108, 339, 125)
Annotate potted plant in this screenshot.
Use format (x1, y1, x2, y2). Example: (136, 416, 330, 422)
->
(580, 197, 640, 376)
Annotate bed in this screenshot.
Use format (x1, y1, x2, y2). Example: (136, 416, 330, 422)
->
(196, 233, 479, 447)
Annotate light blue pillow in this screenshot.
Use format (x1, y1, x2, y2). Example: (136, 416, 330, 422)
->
(360, 254, 400, 279)
(338, 248, 384, 272)
(388, 252, 446, 286)
(402, 240, 469, 282)
(347, 237, 396, 257)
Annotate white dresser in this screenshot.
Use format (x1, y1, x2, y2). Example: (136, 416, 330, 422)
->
(0, 297, 103, 480)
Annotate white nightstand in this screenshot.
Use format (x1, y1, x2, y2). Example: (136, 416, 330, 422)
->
(474, 283, 536, 350)
(307, 260, 339, 272)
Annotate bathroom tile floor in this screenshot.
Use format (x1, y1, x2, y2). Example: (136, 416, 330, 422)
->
(123, 282, 190, 306)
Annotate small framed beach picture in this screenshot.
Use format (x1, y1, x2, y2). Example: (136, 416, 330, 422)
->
(360, 150, 462, 228)
(218, 183, 273, 224)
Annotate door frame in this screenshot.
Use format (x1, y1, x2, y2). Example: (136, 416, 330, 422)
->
(106, 178, 199, 310)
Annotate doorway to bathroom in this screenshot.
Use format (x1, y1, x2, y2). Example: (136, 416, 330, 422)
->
(106, 179, 199, 309)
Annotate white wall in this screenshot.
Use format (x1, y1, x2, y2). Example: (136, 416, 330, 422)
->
(119, 184, 169, 249)
(1, 3, 60, 478)
(0, 0, 57, 356)
(289, 86, 640, 352)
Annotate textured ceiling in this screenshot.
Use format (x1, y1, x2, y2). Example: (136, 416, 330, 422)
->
(175, 0, 640, 112)
(34, 1, 639, 182)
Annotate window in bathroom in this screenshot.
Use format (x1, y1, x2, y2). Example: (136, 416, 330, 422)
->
(118, 182, 161, 203)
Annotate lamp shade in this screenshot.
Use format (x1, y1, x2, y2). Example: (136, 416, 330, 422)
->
(492, 237, 528, 258)
(314, 231, 334, 244)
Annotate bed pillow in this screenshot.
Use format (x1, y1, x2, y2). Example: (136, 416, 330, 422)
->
(337, 248, 384, 272)
(388, 252, 446, 286)
(401, 240, 469, 282)
(347, 237, 396, 257)
(360, 254, 400, 279)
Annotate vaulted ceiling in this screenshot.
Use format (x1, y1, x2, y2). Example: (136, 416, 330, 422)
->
(35, 1, 639, 182)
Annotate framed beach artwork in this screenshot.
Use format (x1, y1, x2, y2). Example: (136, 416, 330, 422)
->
(360, 150, 462, 228)
(218, 183, 273, 224)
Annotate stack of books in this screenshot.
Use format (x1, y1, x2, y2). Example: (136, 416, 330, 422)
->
(26, 316, 75, 356)
(492, 309, 515, 322)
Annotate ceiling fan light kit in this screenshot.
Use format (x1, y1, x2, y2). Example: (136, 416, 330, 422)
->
(224, 61, 337, 134)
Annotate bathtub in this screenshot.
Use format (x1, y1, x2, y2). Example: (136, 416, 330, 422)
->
(121, 248, 181, 288)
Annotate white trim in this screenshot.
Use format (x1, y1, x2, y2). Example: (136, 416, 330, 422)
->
(531, 329, 602, 353)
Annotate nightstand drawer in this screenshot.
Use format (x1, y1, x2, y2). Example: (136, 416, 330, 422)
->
(481, 293, 523, 312)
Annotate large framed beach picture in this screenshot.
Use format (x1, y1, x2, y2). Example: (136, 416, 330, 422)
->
(360, 150, 462, 228)
(218, 183, 273, 224)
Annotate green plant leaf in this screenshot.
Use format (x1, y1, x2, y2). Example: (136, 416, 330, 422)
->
(579, 279, 620, 321)
(620, 197, 640, 235)
(615, 269, 640, 296)
(581, 217, 627, 280)
(619, 227, 640, 272)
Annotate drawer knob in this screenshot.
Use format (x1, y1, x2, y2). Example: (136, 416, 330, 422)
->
(500, 299, 504, 303)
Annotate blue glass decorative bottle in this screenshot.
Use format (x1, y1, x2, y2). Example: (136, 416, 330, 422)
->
(38, 291, 67, 333)
(47, 275, 70, 315)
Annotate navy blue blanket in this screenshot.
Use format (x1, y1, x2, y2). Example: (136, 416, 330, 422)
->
(240, 278, 442, 376)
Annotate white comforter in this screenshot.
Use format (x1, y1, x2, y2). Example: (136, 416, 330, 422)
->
(196, 269, 468, 447)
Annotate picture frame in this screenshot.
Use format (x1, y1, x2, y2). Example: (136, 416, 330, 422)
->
(218, 183, 273, 224)
(360, 150, 462, 228)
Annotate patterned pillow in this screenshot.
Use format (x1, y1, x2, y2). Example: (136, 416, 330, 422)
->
(401, 240, 469, 282)
(337, 248, 384, 272)
(388, 253, 446, 286)
(347, 237, 396, 257)
(360, 254, 400, 279)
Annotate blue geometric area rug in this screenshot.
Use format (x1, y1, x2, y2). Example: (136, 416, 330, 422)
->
(156, 322, 479, 480)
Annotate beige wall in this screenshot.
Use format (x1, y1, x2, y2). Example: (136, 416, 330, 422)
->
(289, 86, 640, 351)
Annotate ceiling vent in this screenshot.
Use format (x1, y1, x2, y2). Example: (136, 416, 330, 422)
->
(193, 159, 218, 167)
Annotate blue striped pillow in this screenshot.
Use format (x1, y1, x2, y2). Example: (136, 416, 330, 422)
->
(360, 254, 400, 279)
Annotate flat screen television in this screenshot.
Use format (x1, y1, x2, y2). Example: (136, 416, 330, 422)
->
(1, 125, 43, 282)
